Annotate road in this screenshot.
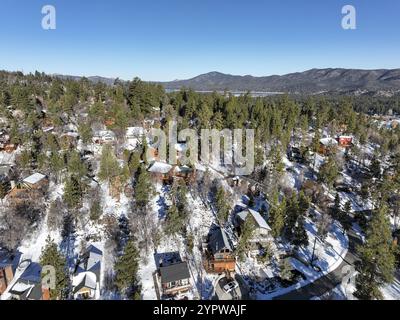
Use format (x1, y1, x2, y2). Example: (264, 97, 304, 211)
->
(273, 228, 362, 300)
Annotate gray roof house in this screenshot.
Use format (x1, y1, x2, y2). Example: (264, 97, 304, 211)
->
(236, 208, 271, 240)
(208, 226, 232, 255)
(159, 261, 191, 296)
(72, 245, 102, 299)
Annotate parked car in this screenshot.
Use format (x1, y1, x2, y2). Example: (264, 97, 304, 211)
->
(223, 281, 239, 293)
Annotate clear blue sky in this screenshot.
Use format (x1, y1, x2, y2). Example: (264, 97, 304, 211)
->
(0, 0, 399, 81)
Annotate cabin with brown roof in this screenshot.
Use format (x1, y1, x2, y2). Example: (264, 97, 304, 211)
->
(7, 173, 48, 204)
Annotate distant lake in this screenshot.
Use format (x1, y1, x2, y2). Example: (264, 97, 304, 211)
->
(165, 89, 284, 97)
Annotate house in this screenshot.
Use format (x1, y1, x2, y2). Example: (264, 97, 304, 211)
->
(159, 261, 191, 296)
(203, 226, 236, 274)
(337, 135, 353, 147)
(8, 262, 50, 300)
(172, 165, 196, 183)
(72, 245, 102, 300)
(92, 130, 116, 145)
(23, 173, 48, 190)
(148, 161, 173, 182)
(318, 138, 338, 155)
(0, 131, 17, 153)
(7, 174, 48, 204)
(236, 208, 271, 240)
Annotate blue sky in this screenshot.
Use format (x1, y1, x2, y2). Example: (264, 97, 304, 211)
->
(0, 0, 399, 81)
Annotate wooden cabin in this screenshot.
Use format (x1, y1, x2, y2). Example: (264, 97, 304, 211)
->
(318, 138, 338, 155)
(203, 227, 236, 274)
(148, 162, 173, 183)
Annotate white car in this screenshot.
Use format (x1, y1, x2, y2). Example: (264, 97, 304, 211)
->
(223, 281, 239, 293)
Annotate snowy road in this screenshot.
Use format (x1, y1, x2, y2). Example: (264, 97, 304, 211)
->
(273, 228, 361, 300)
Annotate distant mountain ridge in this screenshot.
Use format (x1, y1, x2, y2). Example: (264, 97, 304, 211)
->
(53, 74, 116, 86)
(159, 68, 400, 94)
(52, 68, 400, 95)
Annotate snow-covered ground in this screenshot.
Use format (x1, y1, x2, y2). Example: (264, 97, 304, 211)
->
(242, 212, 349, 300)
(138, 183, 217, 300)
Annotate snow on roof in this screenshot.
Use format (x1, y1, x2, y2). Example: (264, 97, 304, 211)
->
(94, 130, 115, 138)
(320, 138, 338, 146)
(174, 165, 192, 173)
(338, 135, 353, 139)
(148, 162, 173, 174)
(11, 281, 34, 293)
(237, 208, 271, 230)
(42, 126, 54, 133)
(72, 271, 97, 292)
(126, 127, 144, 137)
(23, 173, 46, 185)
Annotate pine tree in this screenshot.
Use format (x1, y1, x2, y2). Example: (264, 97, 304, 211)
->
(98, 144, 120, 183)
(90, 200, 102, 221)
(215, 187, 230, 223)
(341, 201, 353, 234)
(40, 236, 68, 300)
(63, 175, 83, 209)
(333, 193, 342, 220)
(78, 122, 93, 145)
(68, 150, 88, 179)
(369, 156, 381, 180)
(292, 215, 309, 248)
(236, 216, 255, 261)
(318, 156, 339, 188)
(114, 239, 140, 297)
(268, 193, 285, 238)
(134, 166, 153, 208)
(165, 204, 185, 236)
(354, 205, 395, 300)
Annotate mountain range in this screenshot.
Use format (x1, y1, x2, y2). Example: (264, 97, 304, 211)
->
(158, 68, 400, 95)
(55, 68, 400, 95)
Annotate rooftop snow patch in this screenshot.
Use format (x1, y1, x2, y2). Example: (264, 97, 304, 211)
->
(23, 173, 46, 185)
(320, 138, 338, 146)
(237, 208, 271, 230)
(126, 127, 144, 137)
(148, 162, 173, 174)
